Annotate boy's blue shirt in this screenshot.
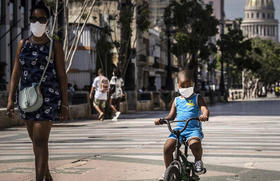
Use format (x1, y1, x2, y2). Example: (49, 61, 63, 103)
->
(175, 93, 202, 130)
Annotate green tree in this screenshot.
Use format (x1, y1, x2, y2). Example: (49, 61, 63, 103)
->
(217, 20, 261, 89)
(164, 0, 219, 69)
(96, 28, 114, 79)
(251, 38, 280, 85)
(118, 0, 150, 78)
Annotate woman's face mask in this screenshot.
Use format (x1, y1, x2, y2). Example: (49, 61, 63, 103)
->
(178, 86, 194, 98)
(30, 22, 47, 37)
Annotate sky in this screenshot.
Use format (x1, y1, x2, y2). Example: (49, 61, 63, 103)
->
(225, 0, 280, 38)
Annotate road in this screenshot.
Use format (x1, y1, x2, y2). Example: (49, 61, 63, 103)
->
(0, 97, 280, 181)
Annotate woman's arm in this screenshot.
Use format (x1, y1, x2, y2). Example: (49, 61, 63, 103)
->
(54, 40, 68, 121)
(7, 40, 24, 116)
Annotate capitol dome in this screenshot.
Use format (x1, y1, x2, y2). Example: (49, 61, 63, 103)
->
(245, 0, 274, 10)
(241, 0, 279, 42)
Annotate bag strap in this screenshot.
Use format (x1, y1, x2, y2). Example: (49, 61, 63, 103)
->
(38, 37, 54, 87)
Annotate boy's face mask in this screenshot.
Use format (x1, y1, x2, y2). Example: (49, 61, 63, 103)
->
(178, 86, 194, 98)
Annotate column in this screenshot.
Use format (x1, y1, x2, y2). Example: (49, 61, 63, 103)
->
(276, 26, 279, 41)
(23, 0, 32, 38)
(0, 0, 11, 86)
(12, 0, 22, 67)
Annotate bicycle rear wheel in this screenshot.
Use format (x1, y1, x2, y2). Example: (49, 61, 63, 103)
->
(164, 165, 181, 181)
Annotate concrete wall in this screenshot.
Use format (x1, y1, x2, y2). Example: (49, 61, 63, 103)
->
(0, 104, 92, 129)
(0, 108, 23, 129)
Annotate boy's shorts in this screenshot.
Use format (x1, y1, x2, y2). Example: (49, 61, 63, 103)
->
(168, 127, 204, 143)
(93, 99, 106, 110)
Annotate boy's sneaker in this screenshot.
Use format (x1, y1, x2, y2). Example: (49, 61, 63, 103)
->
(194, 160, 205, 175)
(158, 173, 164, 181)
(115, 111, 121, 119)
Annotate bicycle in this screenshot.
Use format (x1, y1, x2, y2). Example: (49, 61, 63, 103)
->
(159, 117, 207, 181)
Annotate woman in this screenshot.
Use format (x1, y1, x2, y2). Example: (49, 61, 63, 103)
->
(6, 1, 68, 181)
(109, 69, 125, 121)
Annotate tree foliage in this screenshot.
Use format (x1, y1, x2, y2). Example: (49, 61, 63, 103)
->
(217, 20, 261, 88)
(164, 0, 219, 69)
(251, 38, 280, 84)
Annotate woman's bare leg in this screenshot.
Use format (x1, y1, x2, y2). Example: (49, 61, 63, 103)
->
(32, 121, 52, 181)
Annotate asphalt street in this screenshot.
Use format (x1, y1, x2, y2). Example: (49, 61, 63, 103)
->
(0, 97, 280, 181)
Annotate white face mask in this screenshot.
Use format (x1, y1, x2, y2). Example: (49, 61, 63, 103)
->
(30, 22, 47, 37)
(179, 87, 194, 98)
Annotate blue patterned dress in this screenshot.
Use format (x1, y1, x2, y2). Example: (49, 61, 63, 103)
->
(17, 39, 61, 121)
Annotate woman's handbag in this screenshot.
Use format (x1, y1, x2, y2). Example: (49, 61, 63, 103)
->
(18, 38, 54, 113)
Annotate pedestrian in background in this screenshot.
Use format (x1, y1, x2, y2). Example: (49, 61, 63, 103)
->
(6, 1, 68, 180)
(109, 68, 125, 121)
(89, 68, 109, 121)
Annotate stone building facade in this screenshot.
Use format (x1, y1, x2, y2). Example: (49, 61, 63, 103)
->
(241, 0, 279, 42)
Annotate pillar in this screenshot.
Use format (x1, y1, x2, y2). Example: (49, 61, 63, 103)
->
(0, 0, 11, 86)
(11, 0, 22, 68)
(23, 0, 32, 38)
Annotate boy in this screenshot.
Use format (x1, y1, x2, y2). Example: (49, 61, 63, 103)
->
(155, 69, 209, 176)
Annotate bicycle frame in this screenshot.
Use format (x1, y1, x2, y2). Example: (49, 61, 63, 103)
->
(161, 117, 201, 181)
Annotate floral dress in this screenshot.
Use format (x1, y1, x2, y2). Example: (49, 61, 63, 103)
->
(17, 39, 61, 121)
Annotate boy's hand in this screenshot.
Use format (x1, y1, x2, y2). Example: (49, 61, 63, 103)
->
(154, 118, 162, 125)
(199, 115, 208, 122)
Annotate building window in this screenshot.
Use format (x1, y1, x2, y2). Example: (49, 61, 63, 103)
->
(247, 13, 249, 18)
(257, 13, 259, 18)
(251, 13, 254, 18)
(263, 13, 265, 18)
(267, 13, 270, 18)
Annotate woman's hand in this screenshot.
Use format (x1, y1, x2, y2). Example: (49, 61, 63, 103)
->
(60, 105, 69, 122)
(6, 100, 14, 118)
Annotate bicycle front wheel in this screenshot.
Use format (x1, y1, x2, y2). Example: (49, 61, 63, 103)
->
(164, 165, 181, 181)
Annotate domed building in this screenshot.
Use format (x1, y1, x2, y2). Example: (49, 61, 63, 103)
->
(241, 0, 279, 42)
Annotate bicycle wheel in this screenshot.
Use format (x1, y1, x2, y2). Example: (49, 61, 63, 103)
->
(164, 165, 181, 181)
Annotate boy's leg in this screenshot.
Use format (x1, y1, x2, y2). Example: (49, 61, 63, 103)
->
(163, 138, 176, 168)
(188, 137, 203, 161)
(188, 137, 205, 174)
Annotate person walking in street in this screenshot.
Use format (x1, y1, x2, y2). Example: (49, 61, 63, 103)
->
(89, 68, 109, 121)
(6, 1, 68, 181)
(109, 68, 125, 121)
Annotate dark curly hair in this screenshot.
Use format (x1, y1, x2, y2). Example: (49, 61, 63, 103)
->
(31, 1, 50, 19)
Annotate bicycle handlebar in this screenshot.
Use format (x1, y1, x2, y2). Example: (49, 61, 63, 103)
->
(159, 117, 200, 134)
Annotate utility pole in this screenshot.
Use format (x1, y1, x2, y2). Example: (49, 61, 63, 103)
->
(166, 28, 173, 90)
(219, 0, 225, 100)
